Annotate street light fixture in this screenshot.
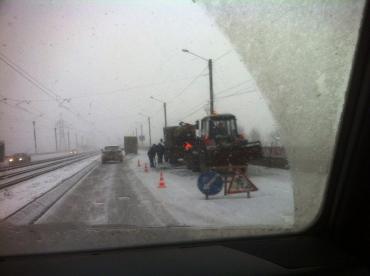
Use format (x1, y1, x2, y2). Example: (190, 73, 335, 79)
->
(150, 96, 167, 128)
(182, 48, 214, 114)
(138, 112, 152, 146)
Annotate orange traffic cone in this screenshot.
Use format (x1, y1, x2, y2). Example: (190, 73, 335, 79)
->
(144, 163, 148, 173)
(137, 159, 141, 167)
(158, 170, 166, 188)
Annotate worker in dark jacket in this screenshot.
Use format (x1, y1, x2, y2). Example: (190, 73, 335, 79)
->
(157, 140, 165, 164)
(148, 144, 157, 168)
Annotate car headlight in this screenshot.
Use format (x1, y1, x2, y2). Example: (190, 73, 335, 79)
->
(19, 157, 23, 161)
(9, 158, 13, 162)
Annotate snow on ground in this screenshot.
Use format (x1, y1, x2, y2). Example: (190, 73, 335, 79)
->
(128, 151, 294, 227)
(30, 152, 73, 161)
(0, 156, 99, 219)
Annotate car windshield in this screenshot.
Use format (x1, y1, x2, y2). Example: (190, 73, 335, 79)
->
(0, 0, 365, 255)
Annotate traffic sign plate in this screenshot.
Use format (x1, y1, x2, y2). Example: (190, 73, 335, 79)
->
(197, 171, 223, 196)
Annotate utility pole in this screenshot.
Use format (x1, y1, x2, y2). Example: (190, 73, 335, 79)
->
(54, 127, 58, 152)
(208, 59, 214, 115)
(32, 121, 37, 153)
(150, 96, 167, 129)
(67, 130, 70, 150)
(140, 124, 144, 145)
(182, 49, 215, 115)
(75, 133, 78, 149)
(163, 102, 167, 128)
(148, 117, 152, 146)
(135, 127, 138, 137)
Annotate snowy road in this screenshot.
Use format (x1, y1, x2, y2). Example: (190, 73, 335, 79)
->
(33, 151, 294, 228)
(2, 150, 294, 228)
(37, 159, 178, 226)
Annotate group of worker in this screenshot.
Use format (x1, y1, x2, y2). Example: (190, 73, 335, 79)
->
(147, 139, 165, 168)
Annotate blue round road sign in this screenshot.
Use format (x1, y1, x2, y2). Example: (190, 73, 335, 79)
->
(197, 171, 223, 196)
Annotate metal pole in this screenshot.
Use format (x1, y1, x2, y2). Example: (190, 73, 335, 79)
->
(54, 127, 58, 152)
(67, 130, 70, 150)
(140, 124, 144, 145)
(135, 128, 138, 137)
(148, 117, 152, 146)
(208, 59, 214, 115)
(75, 133, 78, 148)
(270, 141, 273, 168)
(32, 121, 37, 153)
(164, 102, 167, 128)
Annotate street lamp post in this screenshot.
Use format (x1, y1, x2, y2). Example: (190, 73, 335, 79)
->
(67, 129, 70, 151)
(54, 127, 58, 152)
(150, 96, 167, 128)
(148, 117, 151, 146)
(208, 59, 214, 114)
(140, 124, 144, 145)
(182, 49, 214, 115)
(32, 121, 37, 153)
(138, 113, 151, 146)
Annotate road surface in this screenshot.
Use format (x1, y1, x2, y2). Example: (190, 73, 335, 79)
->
(36, 160, 178, 226)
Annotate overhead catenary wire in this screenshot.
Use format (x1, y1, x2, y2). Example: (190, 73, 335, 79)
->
(0, 95, 94, 139)
(0, 52, 60, 102)
(0, 51, 101, 133)
(0, 100, 36, 116)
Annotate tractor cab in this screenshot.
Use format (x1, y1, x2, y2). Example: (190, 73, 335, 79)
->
(198, 114, 242, 147)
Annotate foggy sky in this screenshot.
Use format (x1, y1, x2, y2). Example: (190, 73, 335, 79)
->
(0, 0, 276, 154)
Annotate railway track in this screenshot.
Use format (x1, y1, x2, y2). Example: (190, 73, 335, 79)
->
(0, 152, 99, 190)
(0, 152, 92, 172)
(2, 160, 99, 225)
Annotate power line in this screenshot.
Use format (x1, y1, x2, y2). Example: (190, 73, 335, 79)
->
(0, 52, 60, 101)
(167, 65, 208, 104)
(214, 49, 233, 62)
(215, 88, 256, 100)
(0, 100, 36, 115)
(215, 80, 253, 96)
(0, 51, 98, 128)
(176, 100, 208, 122)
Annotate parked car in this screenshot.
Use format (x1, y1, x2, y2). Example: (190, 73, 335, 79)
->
(8, 153, 31, 166)
(101, 146, 123, 163)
